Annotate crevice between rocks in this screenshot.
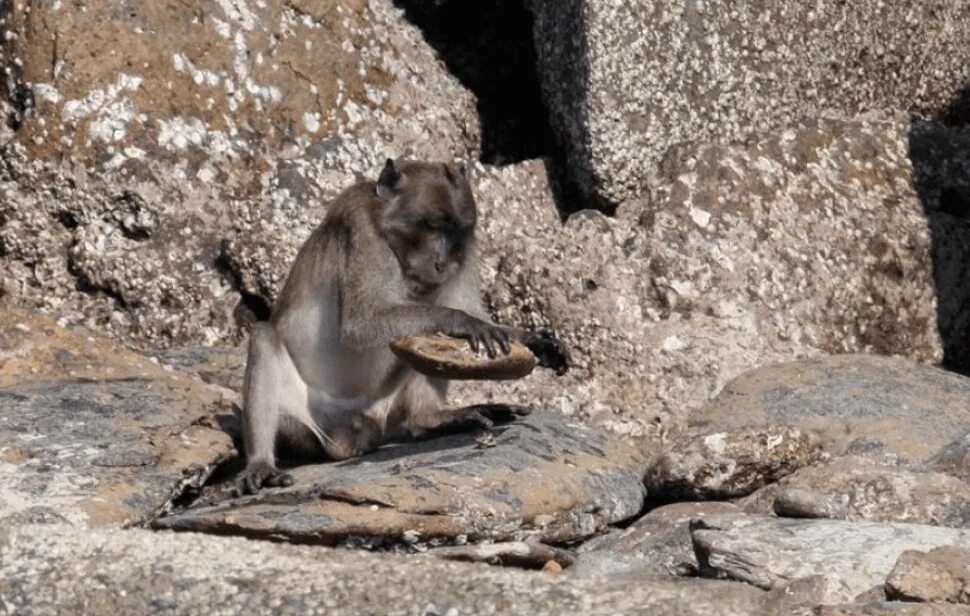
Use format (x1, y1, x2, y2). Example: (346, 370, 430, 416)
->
(214, 239, 272, 328)
(392, 0, 601, 216)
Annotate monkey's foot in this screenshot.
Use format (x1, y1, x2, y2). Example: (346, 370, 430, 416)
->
(525, 330, 570, 376)
(235, 461, 295, 496)
(431, 403, 531, 434)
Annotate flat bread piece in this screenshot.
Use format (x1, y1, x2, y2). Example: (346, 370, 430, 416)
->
(390, 335, 536, 380)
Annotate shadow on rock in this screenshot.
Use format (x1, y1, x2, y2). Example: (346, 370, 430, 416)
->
(908, 84, 970, 375)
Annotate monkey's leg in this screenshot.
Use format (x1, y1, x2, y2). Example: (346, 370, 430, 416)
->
(238, 323, 296, 495)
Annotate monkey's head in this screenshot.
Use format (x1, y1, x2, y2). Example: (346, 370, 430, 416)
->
(375, 159, 477, 297)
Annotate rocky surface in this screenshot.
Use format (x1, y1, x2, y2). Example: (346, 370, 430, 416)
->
(528, 0, 970, 206)
(693, 514, 970, 605)
(427, 541, 575, 570)
(693, 355, 970, 463)
(572, 501, 741, 578)
(154, 411, 647, 544)
(818, 605, 970, 616)
(391, 335, 536, 380)
(455, 115, 970, 436)
(645, 426, 825, 501)
(886, 547, 970, 604)
(0, 524, 772, 616)
(0, 309, 233, 527)
(741, 457, 970, 528)
(2, 0, 478, 179)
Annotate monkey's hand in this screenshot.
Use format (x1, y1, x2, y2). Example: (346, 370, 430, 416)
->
(235, 461, 294, 496)
(524, 329, 570, 376)
(447, 316, 512, 358)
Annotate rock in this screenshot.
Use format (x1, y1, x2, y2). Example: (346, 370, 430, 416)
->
(818, 604, 970, 616)
(693, 355, 970, 464)
(692, 514, 970, 605)
(741, 457, 970, 528)
(886, 547, 970, 604)
(153, 411, 647, 544)
(528, 0, 970, 206)
(390, 335, 536, 380)
(930, 433, 970, 485)
(427, 541, 575, 570)
(3, 0, 477, 183)
(0, 0, 487, 347)
(0, 524, 771, 615)
(573, 502, 741, 578)
(461, 115, 970, 437)
(644, 426, 825, 501)
(0, 309, 234, 527)
(148, 346, 247, 391)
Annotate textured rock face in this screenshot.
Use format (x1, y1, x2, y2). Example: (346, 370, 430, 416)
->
(886, 547, 970, 604)
(818, 604, 970, 616)
(463, 116, 970, 435)
(0, 0, 483, 346)
(645, 426, 825, 501)
(693, 514, 970, 605)
(2, 0, 477, 180)
(154, 412, 648, 545)
(741, 457, 970, 528)
(693, 355, 970, 463)
(0, 525, 771, 616)
(528, 0, 970, 205)
(0, 309, 233, 526)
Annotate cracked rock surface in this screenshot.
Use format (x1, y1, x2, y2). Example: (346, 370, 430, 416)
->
(692, 514, 970, 605)
(154, 411, 648, 545)
(0, 524, 771, 616)
(0, 309, 233, 527)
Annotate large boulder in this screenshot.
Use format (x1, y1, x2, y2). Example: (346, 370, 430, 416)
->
(0, 0, 483, 346)
(1, 0, 477, 183)
(741, 456, 970, 528)
(693, 355, 970, 463)
(461, 115, 970, 436)
(527, 0, 970, 206)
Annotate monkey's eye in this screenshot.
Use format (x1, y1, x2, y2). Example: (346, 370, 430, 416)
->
(420, 220, 439, 231)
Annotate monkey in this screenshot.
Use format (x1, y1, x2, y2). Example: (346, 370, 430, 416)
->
(237, 159, 569, 494)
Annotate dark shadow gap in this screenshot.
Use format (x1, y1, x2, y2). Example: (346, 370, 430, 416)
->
(392, 0, 602, 215)
(392, 0, 554, 166)
(908, 84, 970, 375)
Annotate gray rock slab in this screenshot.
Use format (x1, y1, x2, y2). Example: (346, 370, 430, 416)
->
(0, 310, 234, 527)
(573, 502, 741, 578)
(693, 514, 970, 604)
(528, 0, 970, 205)
(148, 346, 246, 391)
(692, 355, 970, 463)
(645, 426, 825, 500)
(154, 412, 647, 544)
(0, 524, 771, 616)
(741, 456, 970, 527)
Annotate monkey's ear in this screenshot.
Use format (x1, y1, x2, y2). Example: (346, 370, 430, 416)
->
(377, 158, 402, 198)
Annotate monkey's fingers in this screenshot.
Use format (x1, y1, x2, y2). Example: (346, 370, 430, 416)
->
(494, 329, 512, 355)
(480, 332, 498, 358)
